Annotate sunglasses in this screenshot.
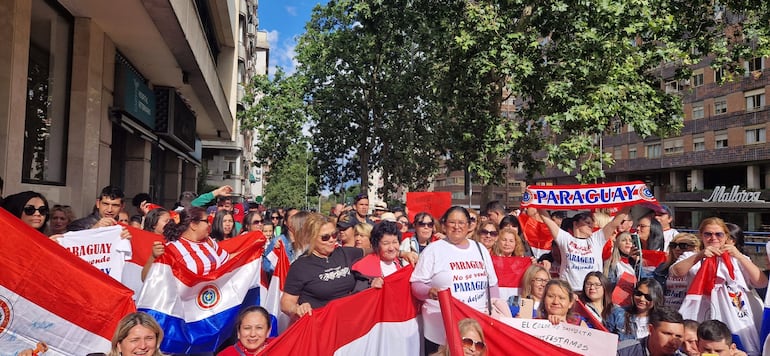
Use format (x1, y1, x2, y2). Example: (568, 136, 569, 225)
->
(23, 205, 49, 216)
(251, 220, 263, 225)
(479, 229, 498, 237)
(320, 232, 337, 242)
(462, 338, 486, 352)
(703, 231, 726, 239)
(271, 216, 281, 220)
(416, 221, 434, 228)
(469, 216, 477, 223)
(670, 242, 694, 250)
(634, 290, 653, 301)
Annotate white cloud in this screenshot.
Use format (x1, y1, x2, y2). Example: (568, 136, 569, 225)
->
(285, 6, 298, 16)
(267, 33, 299, 77)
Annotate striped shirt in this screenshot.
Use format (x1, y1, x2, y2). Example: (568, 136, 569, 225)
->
(166, 237, 229, 275)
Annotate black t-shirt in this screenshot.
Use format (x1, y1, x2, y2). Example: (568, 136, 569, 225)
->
(284, 246, 365, 309)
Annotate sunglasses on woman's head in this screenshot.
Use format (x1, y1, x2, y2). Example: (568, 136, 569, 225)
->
(462, 338, 486, 352)
(23, 205, 49, 216)
(634, 290, 653, 301)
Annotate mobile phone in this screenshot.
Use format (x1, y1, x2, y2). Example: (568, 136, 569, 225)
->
(631, 233, 642, 251)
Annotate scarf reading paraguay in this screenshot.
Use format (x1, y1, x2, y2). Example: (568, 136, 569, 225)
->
(520, 181, 658, 210)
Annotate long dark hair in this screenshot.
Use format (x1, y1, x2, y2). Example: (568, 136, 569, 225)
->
(1, 191, 50, 233)
(240, 211, 262, 234)
(210, 209, 235, 241)
(623, 278, 664, 334)
(579, 271, 613, 321)
(163, 207, 206, 242)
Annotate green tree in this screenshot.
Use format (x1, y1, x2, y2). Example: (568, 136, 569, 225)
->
(296, 0, 444, 195)
(262, 144, 317, 209)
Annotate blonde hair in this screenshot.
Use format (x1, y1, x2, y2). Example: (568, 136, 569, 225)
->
(593, 210, 612, 229)
(663, 232, 701, 266)
(604, 232, 632, 277)
(354, 223, 373, 238)
(521, 264, 550, 299)
(492, 227, 525, 257)
(108, 312, 164, 356)
(300, 213, 335, 256)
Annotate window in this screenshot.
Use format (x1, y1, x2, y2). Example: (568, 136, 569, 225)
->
(645, 143, 661, 158)
(692, 71, 704, 87)
(23, 0, 73, 184)
(715, 67, 725, 83)
(450, 176, 465, 185)
(614, 147, 622, 160)
(745, 127, 766, 144)
(715, 130, 728, 148)
(714, 96, 728, 114)
(693, 137, 705, 151)
(691, 102, 704, 120)
(663, 139, 684, 155)
(745, 89, 765, 111)
(746, 57, 764, 74)
(665, 80, 680, 94)
(629, 147, 637, 159)
(451, 192, 466, 199)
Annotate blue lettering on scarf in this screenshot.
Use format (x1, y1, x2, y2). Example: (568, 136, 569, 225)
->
(585, 189, 598, 203)
(572, 190, 584, 204)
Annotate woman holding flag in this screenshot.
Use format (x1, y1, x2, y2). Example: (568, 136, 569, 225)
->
(670, 217, 767, 355)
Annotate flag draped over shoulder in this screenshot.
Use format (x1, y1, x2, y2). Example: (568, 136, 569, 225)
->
(520, 181, 659, 210)
(136, 232, 266, 354)
(262, 239, 291, 335)
(491, 255, 531, 301)
(437, 289, 580, 356)
(679, 253, 761, 356)
(259, 266, 420, 355)
(0, 209, 136, 355)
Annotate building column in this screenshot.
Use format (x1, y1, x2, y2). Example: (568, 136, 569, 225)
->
(747, 212, 759, 231)
(747, 165, 761, 189)
(765, 165, 770, 189)
(123, 136, 152, 205)
(690, 169, 704, 191)
(162, 151, 183, 208)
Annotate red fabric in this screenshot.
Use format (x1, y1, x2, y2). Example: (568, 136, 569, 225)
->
(602, 239, 613, 261)
(518, 212, 553, 251)
(685, 252, 735, 295)
(258, 266, 419, 355)
(438, 290, 581, 356)
(124, 225, 165, 267)
(642, 250, 668, 268)
(573, 299, 609, 332)
(0, 208, 136, 340)
(491, 256, 532, 288)
(611, 272, 637, 307)
(406, 192, 452, 224)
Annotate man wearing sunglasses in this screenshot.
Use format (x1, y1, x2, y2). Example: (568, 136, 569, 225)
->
(618, 306, 686, 356)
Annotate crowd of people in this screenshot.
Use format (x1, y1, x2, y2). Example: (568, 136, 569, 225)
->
(2, 180, 767, 356)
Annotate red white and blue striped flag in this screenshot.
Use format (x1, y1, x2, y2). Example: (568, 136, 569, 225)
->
(136, 232, 266, 354)
(262, 240, 291, 335)
(259, 266, 420, 355)
(679, 252, 762, 356)
(0, 208, 136, 355)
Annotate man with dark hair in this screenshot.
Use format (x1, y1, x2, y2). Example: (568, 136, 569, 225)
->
(617, 306, 685, 356)
(67, 185, 126, 231)
(484, 200, 506, 226)
(351, 193, 374, 225)
(697, 320, 748, 356)
(131, 192, 152, 216)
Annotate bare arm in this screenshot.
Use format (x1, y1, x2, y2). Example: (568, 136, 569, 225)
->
(281, 292, 312, 318)
(537, 208, 561, 239)
(602, 206, 630, 242)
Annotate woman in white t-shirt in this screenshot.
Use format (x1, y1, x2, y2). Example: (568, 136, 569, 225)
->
(538, 207, 629, 291)
(411, 206, 499, 356)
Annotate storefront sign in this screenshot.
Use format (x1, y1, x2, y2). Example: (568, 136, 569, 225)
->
(702, 185, 765, 203)
(114, 60, 155, 129)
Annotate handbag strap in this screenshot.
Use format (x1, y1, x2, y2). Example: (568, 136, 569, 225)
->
(474, 240, 492, 315)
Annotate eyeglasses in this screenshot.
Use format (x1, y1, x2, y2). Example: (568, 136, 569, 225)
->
(251, 220, 263, 225)
(703, 231, 726, 239)
(670, 242, 695, 250)
(479, 229, 499, 237)
(585, 282, 603, 289)
(637, 224, 650, 228)
(533, 278, 549, 285)
(53, 204, 71, 208)
(446, 220, 468, 226)
(23, 206, 49, 216)
(634, 290, 653, 301)
(194, 218, 209, 224)
(416, 221, 434, 228)
(462, 338, 486, 352)
(320, 232, 337, 242)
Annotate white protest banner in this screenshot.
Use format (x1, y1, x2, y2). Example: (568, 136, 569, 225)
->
(501, 318, 618, 356)
(57, 225, 132, 281)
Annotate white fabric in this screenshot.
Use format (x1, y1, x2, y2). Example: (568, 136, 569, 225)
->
(410, 239, 498, 345)
(166, 237, 228, 275)
(662, 228, 680, 251)
(380, 260, 398, 277)
(333, 320, 421, 355)
(664, 273, 689, 309)
(553, 229, 607, 290)
(58, 225, 131, 281)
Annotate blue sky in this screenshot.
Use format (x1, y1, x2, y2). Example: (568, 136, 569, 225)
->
(258, 1, 328, 76)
